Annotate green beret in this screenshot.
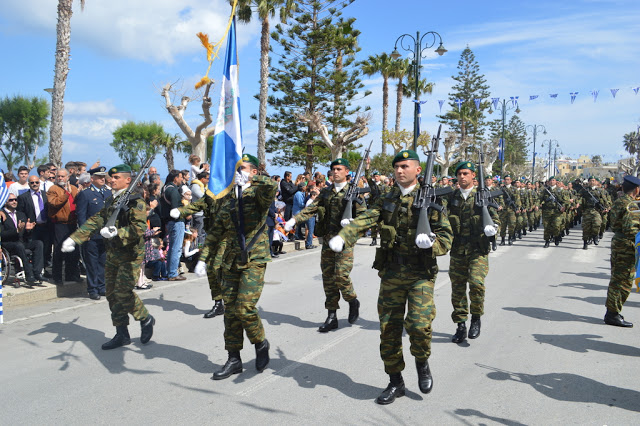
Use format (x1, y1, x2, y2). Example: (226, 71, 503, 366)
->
(503, 174, 511, 178)
(455, 161, 476, 174)
(392, 149, 420, 166)
(330, 158, 350, 169)
(241, 153, 260, 168)
(484, 174, 493, 179)
(549, 176, 556, 180)
(372, 172, 379, 176)
(108, 164, 132, 176)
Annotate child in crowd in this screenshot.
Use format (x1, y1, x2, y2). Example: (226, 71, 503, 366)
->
(144, 227, 167, 282)
(182, 229, 200, 271)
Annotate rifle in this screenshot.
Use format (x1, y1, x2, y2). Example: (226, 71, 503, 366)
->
(501, 186, 517, 210)
(105, 154, 156, 228)
(573, 181, 603, 210)
(342, 140, 374, 221)
(413, 124, 453, 242)
(542, 185, 565, 211)
(475, 143, 503, 251)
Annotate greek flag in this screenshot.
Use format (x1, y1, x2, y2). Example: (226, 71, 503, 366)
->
(491, 97, 500, 110)
(570, 92, 579, 104)
(438, 100, 445, 112)
(635, 232, 640, 292)
(529, 95, 538, 101)
(610, 88, 619, 98)
(209, 17, 243, 198)
(498, 138, 504, 161)
(0, 171, 9, 209)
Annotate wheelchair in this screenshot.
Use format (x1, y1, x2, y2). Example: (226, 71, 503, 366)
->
(1, 246, 33, 288)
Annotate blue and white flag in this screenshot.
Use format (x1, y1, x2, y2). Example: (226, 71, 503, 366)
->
(438, 100, 445, 112)
(510, 96, 519, 108)
(498, 138, 504, 161)
(529, 95, 538, 101)
(549, 94, 558, 99)
(634, 87, 640, 95)
(209, 17, 243, 198)
(591, 90, 599, 103)
(570, 92, 578, 104)
(412, 100, 427, 134)
(491, 97, 500, 111)
(0, 171, 9, 209)
(455, 99, 464, 110)
(610, 88, 619, 98)
(474, 98, 482, 110)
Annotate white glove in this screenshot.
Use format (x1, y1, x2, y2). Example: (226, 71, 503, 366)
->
(340, 218, 353, 227)
(415, 233, 435, 249)
(235, 170, 250, 186)
(284, 218, 296, 232)
(100, 226, 118, 239)
(194, 260, 207, 277)
(170, 208, 181, 219)
(61, 237, 76, 253)
(329, 236, 345, 252)
(484, 224, 498, 237)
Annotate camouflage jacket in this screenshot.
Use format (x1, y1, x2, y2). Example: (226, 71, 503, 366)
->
(70, 193, 147, 262)
(294, 182, 366, 239)
(178, 189, 228, 261)
(610, 194, 640, 240)
(207, 175, 278, 269)
(338, 184, 453, 276)
(579, 186, 606, 210)
(447, 187, 500, 255)
(499, 185, 521, 210)
(517, 188, 529, 210)
(539, 186, 568, 211)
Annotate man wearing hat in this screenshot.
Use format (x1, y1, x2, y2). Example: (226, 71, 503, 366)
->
(63, 164, 156, 349)
(603, 174, 640, 327)
(330, 149, 453, 404)
(515, 180, 528, 239)
(285, 157, 364, 332)
(200, 154, 276, 379)
(75, 166, 112, 299)
(366, 164, 388, 246)
(446, 161, 499, 344)
(539, 176, 568, 247)
(497, 175, 520, 245)
(577, 177, 601, 249)
(598, 178, 612, 238)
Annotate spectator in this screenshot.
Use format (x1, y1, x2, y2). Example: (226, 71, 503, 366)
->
(47, 168, 81, 285)
(182, 229, 200, 271)
(1, 194, 44, 284)
(292, 179, 308, 240)
(37, 164, 55, 192)
(144, 226, 167, 281)
(65, 161, 78, 186)
(160, 169, 186, 281)
(17, 175, 52, 276)
(280, 171, 297, 220)
(77, 172, 91, 190)
(188, 154, 204, 182)
(305, 187, 320, 249)
(267, 201, 277, 258)
(190, 171, 209, 248)
(4, 171, 15, 187)
(9, 166, 30, 196)
(146, 183, 162, 229)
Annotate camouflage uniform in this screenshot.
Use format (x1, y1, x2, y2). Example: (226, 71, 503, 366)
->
(600, 188, 612, 236)
(526, 187, 537, 231)
(366, 175, 389, 242)
(516, 187, 528, 235)
(579, 186, 604, 243)
(447, 187, 499, 323)
(207, 175, 277, 351)
(605, 193, 640, 314)
(498, 185, 520, 241)
(338, 185, 453, 374)
(294, 183, 366, 310)
(539, 186, 568, 242)
(70, 193, 149, 326)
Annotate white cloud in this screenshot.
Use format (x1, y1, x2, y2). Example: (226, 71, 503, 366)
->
(64, 99, 122, 116)
(64, 117, 125, 140)
(2, 0, 260, 63)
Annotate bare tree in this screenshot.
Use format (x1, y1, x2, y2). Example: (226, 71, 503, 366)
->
(298, 111, 370, 160)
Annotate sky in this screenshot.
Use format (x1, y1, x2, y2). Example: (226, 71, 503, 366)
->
(1, 0, 639, 177)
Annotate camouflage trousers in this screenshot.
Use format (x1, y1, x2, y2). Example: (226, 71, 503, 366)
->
(600, 211, 608, 235)
(499, 209, 517, 238)
(527, 211, 536, 229)
(449, 250, 488, 323)
(565, 210, 574, 230)
(202, 234, 224, 301)
(105, 256, 149, 326)
(516, 212, 526, 232)
(222, 262, 267, 351)
(370, 224, 378, 239)
(535, 208, 542, 224)
(542, 210, 563, 240)
(378, 265, 436, 374)
(581, 208, 602, 240)
(605, 235, 634, 314)
(206, 261, 223, 301)
(321, 242, 357, 310)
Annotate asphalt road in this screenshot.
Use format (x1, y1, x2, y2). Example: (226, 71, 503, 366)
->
(1, 228, 639, 425)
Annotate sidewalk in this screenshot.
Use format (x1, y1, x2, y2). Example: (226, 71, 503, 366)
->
(2, 239, 318, 309)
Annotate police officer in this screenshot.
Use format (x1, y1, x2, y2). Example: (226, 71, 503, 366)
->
(330, 149, 453, 404)
(75, 166, 112, 300)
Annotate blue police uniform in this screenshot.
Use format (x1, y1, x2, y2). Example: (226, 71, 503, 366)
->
(75, 167, 112, 297)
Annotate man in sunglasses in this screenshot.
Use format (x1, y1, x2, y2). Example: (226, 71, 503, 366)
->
(17, 176, 52, 272)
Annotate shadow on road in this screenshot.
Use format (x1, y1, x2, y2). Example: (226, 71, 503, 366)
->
(562, 271, 610, 280)
(259, 306, 379, 331)
(144, 293, 204, 316)
(532, 333, 640, 357)
(552, 282, 607, 291)
(452, 408, 526, 426)
(238, 401, 296, 416)
(479, 363, 640, 412)
(27, 318, 158, 375)
(561, 295, 640, 309)
(502, 307, 601, 324)
(131, 341, 216, 373)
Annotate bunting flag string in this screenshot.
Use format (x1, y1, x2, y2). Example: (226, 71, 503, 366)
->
(570, 92, 579, 104)
(610, 88, 619, 98)
(474, 98, 482, 109)
(455, 99, 464, 110)
(549, 94, 558, 98)
(591, 90, 599, 103)
(634, 87, 640, 95)
(510, 96, 519, 108)
(529, 95, 538, 101)
(438, 100, 445, 112)
(491, 97, 500, 110)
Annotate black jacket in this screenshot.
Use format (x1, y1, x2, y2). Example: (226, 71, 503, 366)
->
(17, 190, 48, 224)
(1, 209, 32, 243)
(280, 180, 297, 204)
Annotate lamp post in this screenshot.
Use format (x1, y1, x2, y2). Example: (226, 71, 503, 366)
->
(542, 139, 559, 181)
(391, 31, 446, 151)
(489, 99, 520, 178)
(525, 124, 546, 181)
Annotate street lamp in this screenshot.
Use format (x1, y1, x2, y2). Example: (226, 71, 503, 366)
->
(391, 31, 446, 151)
(541, 139, 559, 181)
(489, 99, 521, 178)
(525, 124, 546, 182)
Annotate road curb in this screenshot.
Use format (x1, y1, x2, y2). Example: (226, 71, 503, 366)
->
(3, 281, 86, 308)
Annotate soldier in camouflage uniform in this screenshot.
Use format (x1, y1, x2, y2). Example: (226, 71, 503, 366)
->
(598, 179, 612, 238)
(330, 149, 453, 404)
(206, 154, 277, 380)
(534, 182, 543, 228)
(498, 175, 520, 245)
(563, 182, 577, 236)
(285, 158, 365, 332)
(447, 161, 500, 344)
(63, 164, 155, 350)
(539, 177, 568, 247)
(366, 168, 388, 246)
(515, 180, 528, 239)
(603, 175, 640, 328)
(526, 182, 538, 232)
(577, 176, 605, 250)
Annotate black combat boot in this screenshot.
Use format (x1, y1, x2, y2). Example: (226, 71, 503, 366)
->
(102, 325, 131, 350)
(583, 240, 588, 250)
(599, 232, 604, 239)
(376, 373, 405, 405)
(529, 226, 533, 232)
(468, 315, 481, 339)
(415, 360, 433, 394)
(554, 236, 561, 246)
(604, 310, 633, 328)
(543, 240, 550, 248)
(508, 235, 514, 245)
(499, 236, 506, 246)
(213, 351, 243, 380)
(140, 314, 155, 344)
(522, 228, 527, 236)
(565, 229, 570, 235)
(204, 299, 225, 318)
(318, 310, 338, 332)
(593, 236, 599, 245)
(348, 298, 360, 324)
(255, 339, 270, 372)
(452, 322, 467, 343)
(370, 237, 377, 246)
(517, 230, 522, 240)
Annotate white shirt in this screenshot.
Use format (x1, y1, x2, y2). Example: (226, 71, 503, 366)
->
(30, 189, 45, 224)
(39, 179, 54, 192)
(333, 181, 348, 193)
(399, 183, 417, 196)
(460, 187, 473, 200)
(9, 182, 29, 197)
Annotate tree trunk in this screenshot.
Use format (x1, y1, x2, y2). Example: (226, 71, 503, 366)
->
(382, 76, 388, 155)
(49, 0, 73, 167)
(257, 16, 270, 166)
(395, 79, 403, 132)
(165, 145, 175, 171)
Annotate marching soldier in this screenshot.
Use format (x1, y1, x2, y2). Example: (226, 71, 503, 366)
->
(526, 182, 538, 232)
(603, 175, 640, 327)
(447, 161, 499, 344)
(598, 179, 612, 238)
(516, 180, 528, 238)
(62, 164, 155, 349)
(498, 175, 520, 245)
(330, 149, 453, 404)
(285, 158, 364, 332)
(540, 177, 568, 247)
(366, 167, 387, 246)
(578, 176, 605, 249)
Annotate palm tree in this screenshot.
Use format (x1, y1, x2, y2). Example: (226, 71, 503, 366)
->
(234, 0, 296, 165)
(623, 131, 640, 161)
(360, 53, 393, 154)
(49, 0, 85, 167)
(389, 58, 411, 133)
